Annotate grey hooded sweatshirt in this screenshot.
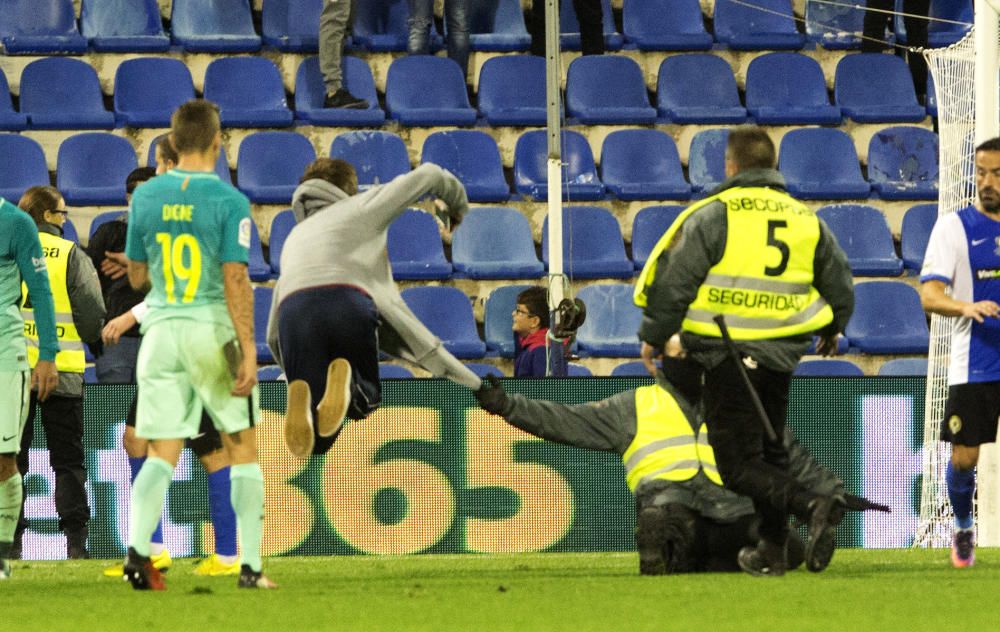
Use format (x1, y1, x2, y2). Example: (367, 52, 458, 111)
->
(265, 163, 481, 389)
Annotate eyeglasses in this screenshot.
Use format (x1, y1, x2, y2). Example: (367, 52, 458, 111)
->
(512, 308, 533, 317)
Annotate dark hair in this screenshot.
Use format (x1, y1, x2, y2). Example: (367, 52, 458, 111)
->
(726, 126, 776, 171)
(300, 157, 358, 195)
(976, 137, 1000, 154)
(155, 133, 179, 166)
(18, 186, 63, 227)
(516, 286, 550, 329)
(170, 99, 220, 154)
(126, 167, 157, 195)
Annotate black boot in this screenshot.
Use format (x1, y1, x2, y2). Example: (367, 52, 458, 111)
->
(66, 529, 89, 559)
(737, 538, 787, 577)
(805, 495, 845, 572)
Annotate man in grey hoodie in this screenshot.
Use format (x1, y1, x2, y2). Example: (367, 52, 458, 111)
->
(267, 158, 483, 458)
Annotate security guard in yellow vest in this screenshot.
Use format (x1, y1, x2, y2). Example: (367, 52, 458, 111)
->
(14, 187, 104, 560)
(473, 336, 875, 575)
(635, 127, 855, 577)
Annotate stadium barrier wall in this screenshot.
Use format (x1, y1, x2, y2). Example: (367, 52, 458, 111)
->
(19, 377, 925, 560)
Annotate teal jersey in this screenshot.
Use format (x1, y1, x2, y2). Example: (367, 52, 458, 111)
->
(125, 170, 251, 325)
(0, 199, 58, 370)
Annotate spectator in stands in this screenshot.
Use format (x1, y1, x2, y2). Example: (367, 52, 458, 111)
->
(862, 0, 929, 99)
(529, 0, 605, 57)
(319, 0, 367, 109)
(513, 286, 568, 377)
(408, 0, 470, 80)
(13, 186, 104, 560)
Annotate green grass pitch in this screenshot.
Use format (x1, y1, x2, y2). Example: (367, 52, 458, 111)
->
(2, 549, 996, 630)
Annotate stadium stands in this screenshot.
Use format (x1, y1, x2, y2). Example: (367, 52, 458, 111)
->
(877, 358, 928, 376)
(262, 0, 323, 52)
(816, 204, 904, 276)
(203, 57, 293, 128)
(385, 55, 477, 126)
(0, 0, 86, 54)
(0, 69, 26, 131)
(575, 284, 643, 357)
(57, 133, 137, 206)
(60, 218, 79, 244)
(20, 57, 115, 129)
(387, 209, 452, 280)
(895, 0, 972, 47)
(793, 359, 864, 377)
(257, 365, 285, 380)
(451, 207, 544, 279)
(565, 55, 656, 125)
(610, 360, 650, 377)
(114, 58, 196, 128)
(267, 210, 296, 276)
(845, 281, 930, 354)
(600, 130, 691, 201)
(379, 363, 415, 378)
(352, 0, 414, 51)
(421, 130, 509, 202)
(558, 0, 623, 51)
(713, 0, 805, 50)
(464, 362, 505, 377)
(656, 54, 746, 124)
(900, 203, 937, 273)
(253, 286, 274, 363)
(542, 206, 634, 279)
(170, 0, 261, 53)
(147, 135, 232, 183)
(400, 286, 486, 359)
(0, 135, 49, 202)
(567, 363, 594, 377)
(622, 0, 713, 51)
(835, 53, 926, 123)
(466, 0, 531, 51)
(514, 130, 604, 201)
(329, 130, 410, 190)
(236, 132, 317, 204)
(477, 55, 547, 126)
(867, 126, 940, 200)
(630, 205, 685, 270)
(80, 0, 170, 52)
(294, 56, 386, 126)
(805, 0, 864, 49)
(484, 284, 534, 358)
(247, 220, 273, 282)
(688, 128, 729, 194)
(745, 53, 841, 125)
(779, 128, 871, 199)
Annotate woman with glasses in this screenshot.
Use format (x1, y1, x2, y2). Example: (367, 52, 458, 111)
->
(12, 186, 104, 560)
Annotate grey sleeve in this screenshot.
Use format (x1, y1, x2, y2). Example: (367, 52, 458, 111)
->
(812, 219, 855, 336)
(784, 428, 845, 497)
(362, 164, 470, 230)
(67, 244, 106, 344)
(503, 391, 637, 454)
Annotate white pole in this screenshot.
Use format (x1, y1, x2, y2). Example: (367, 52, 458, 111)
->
(544, 0, 566, 375)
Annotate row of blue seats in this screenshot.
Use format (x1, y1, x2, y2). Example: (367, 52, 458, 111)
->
(0, 125, 939, 208)
(0, 0, 970, 55)
(248, 280, 930, 362)
(0, 52, 937, 131)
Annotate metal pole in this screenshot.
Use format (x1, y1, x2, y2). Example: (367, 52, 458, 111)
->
(544, 0, 566, 375)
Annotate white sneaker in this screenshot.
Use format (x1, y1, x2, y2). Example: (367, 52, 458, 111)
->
(284, 380, 315, 458)
(316, 358, 351, 438)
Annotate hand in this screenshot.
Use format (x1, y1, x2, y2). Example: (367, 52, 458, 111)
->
(815, 334, 841, 357)
(31, 360, 59, 401)
(231, 353, 258, 397)
(961, 300, 1000, 323)
(102, 312, 137, 345)
(101, 251, 128, 280)
(475, 375, 510, 416)
(640, 341, 664, 377)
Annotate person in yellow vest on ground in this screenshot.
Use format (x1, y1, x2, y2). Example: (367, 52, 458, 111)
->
(474, 336, 883, 574)
(15, 186, 105, 559)
(634, 127, 855, 577)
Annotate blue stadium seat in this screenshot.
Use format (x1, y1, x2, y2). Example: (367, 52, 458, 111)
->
(575, 284, 643, 357)
(779, 128, 871, 199)
(21, 58, 115, 130)
(379, 363, 415, 378)
(253, 286, 274, 363)
(57, 134, 138, 206)
(877, 358, 928, 376)
(925, 73, 937, 118)
(623, 0, 712, 50)
(257, 365, 285, 381)
(0, 69, 27, 131)
(204, 57, 293, 128)
(565, 55, 656, 125)
(806, 335, 849, 356)
(567, 363, 593, 377)
(467, 0, 530, 51)
(901, 203, 937, 273)
(895, 0, 971, 47)
(294, 56, 385, 126)
(114, 58, 196, 128)
(83, 365, 98, 384)
(88, 210, 126, 241)
(0, 135, 48, 202)
(267, 210, 296, 276)
(656, 55, 746, 124)
(845, 281, 930, 354)
(452, 207, 544, 280)
(352, 0, 414, 51)
(688, 128, 729, 195)
(631, 205, 685, 270)
(170, 0, 261, 53)
(600, 130, 690, 201)
(514, 130, 604, 201)
(745, 53, 841, 125)
(0, 0, 86, 54)
(484, 284, 534, 357)
(805, 0, 864, 49)
(421, 130, 509, 202)
(714, 0, 805, 50)
(793, 359, 864, 377)
(477, 55, 547, 126)
(611, 360, 650, 377)
(817, 204, 904, 276)
(387, 209, 451, 280)
(559, 0, 623, 51)
(835, 54, 926, 123)
(236, 132, 317, 204)
(867, 126, 939, 200)
(386, 56, 477, 126)
(464, 362, 505, 378)
(401, 286, 486, 359)
(147, 135, 232, 184)
(61, 218, 79, 244)
(542, 206, 634, 279)
(80, 0, 170, 52)
(247, 220, 272, 282)
(262, 0, 322, 52)
(329, 131, 410, 190)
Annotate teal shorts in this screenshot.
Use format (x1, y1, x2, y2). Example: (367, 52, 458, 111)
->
(135, 318, 259, 440)
(0, 369, 30, 453)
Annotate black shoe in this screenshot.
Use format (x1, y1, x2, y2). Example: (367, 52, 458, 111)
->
(737, 539, 787, 577)
(67, 530, 89, 559)
(123, 547, 165, 590)
(805, 495, 845, 573)
(324, 88, 368, 109)
(238, 564, 278, 589)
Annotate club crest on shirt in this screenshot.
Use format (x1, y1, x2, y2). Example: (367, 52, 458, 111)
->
(949, 415, 962, 435)
(238, 217, 252, 249)
(995, 237, 1000, 256)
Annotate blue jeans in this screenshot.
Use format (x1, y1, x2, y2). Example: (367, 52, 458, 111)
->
(407, 0, 470, 79)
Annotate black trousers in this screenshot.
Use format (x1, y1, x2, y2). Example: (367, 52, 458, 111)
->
(702, 359, 812, 545)
(16, 391, 90, 538)
(529, 0, 605, 57)
(861, 0, 930, 96)
(278, 286, 381, 455)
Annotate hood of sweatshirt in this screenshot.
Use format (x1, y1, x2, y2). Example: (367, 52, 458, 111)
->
(291, 178, 350, 223)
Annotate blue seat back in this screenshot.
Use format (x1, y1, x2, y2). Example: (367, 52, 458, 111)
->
(247, 219, 272, 281)
(656, 54, 743, 121)
(88, 210, 127, 240)
(630, 205, 685, 270)
(386, 55, 472, 112)
(623, 0, 712, 50)
(60, 218, 79, 244)
(835, 53, 920, 113)
(114, 58, 196, 127)
(170, 0, 260, 51)
(896, 0, 971, 46)
(575, 284, 643, 357)
(514, 130, 602, 199)
(253, 286, 274, 362)
(542, 206, 632, 280)
(566, 55, 653, 118)
(877, 358, 928, 376)
(714, 0, 802, 42)
(401, 286, 485, 359)
(805, 0, 864, 48)
(793, 360, 864, 377)
(421, 130, 508, 201)
(295, 56, 382, 121)
(816, 204, 903, 276)
(257, 365, 285, 381)
(867, 126, 939, 197)
(0, 0, 86, 53)
(236, 132, 317, 203)
(20, 57, 111, 125)
(262, 0, 323, 51)
(559, 0, 621, 49)
(845, 281, 930, 354)
(567, 363, 593, 377)
(484, 284, 534, 357)
(0, 135, 49, 201)
(352, 0, 411, 51)
(387, 209, 451, 280)
(600, 129, 689, 200)
(204, 56, 289, 115)
(267, 209, 296, 275)
(451, 207, 543, 279)
(57, 133, 138, 206)
(688, 128, 729, 194)
(901, 203, 937, 272)
(379, 363, 415, 378)
(746, 52, 832, 110)
(610, 360, 650, 377)
(779, 128, 867, 195)
(81, 0, 168, 50)
(0, 68, 25, 130)
(330, 131, 410, 189)
(477, 55, 547, 125)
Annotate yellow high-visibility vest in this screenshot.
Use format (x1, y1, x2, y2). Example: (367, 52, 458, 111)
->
(21, 232, 82, 372)
(623, 384, 722, 492)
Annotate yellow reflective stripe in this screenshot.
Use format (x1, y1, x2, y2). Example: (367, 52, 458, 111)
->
(623, 436, 695, 474)
(685, 296, 831, 329)
(702, 273, 811, 294)
(637, 460, 701, 486)
(20, 233, 84, 372)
